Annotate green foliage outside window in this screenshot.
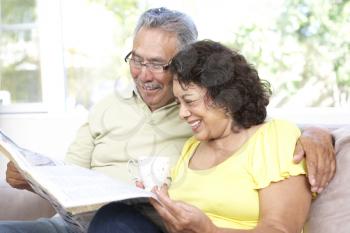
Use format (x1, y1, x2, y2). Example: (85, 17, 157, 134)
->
(64, 0, 142, 109)
(1, 0, 36, 24)
(1, 0, 349, 109)
(0, 0, 41, 104)
(71, 0, 349, 109)
(227, 0, 350, 107)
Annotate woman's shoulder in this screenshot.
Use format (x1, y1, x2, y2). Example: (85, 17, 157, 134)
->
(248, 119, 306, 189)
(260, 119, 300, 135)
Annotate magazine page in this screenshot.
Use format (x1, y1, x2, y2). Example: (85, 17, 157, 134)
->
(28, 165, 155, 215)
(0, 129, 156, 233)
(0, 130, 60, 200)
(0, 131, 155, 215)
(0, 130, 63, 170)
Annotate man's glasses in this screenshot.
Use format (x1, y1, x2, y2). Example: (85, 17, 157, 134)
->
(124, 51, 171, 73)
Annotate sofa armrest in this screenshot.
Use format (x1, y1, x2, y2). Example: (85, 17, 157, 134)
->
(305, 126, 350, 233)
(0, 179, 56, 220)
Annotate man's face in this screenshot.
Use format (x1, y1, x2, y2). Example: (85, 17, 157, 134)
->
(130, 27, 178, 111)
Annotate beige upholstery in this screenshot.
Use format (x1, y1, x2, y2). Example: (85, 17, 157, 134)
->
(0, 155, 55, 220)
(305, 126, 350, 233)
(0, 179, 55, 220)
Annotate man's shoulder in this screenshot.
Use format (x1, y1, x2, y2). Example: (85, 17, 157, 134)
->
(92, 93, 119, 110)
(92, 87, 135, 110)
(88, 93, 127, 118)
(94, 80, 135, 105)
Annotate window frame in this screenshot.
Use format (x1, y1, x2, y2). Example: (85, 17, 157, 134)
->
(0, 0, 65, 114)
(1, 0, 349, 126)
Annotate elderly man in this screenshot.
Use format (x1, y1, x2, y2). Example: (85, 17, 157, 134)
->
(3, 7, 335, 233)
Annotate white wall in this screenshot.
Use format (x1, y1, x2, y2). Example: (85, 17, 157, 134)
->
(268, 107, 350, 129)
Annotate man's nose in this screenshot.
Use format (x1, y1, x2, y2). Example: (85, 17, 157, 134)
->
(137, 65, 153, 81)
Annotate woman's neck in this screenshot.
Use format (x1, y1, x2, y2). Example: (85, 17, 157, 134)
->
(206, 128, 249, 157)
(189, 129, 249, 170)
(189, 123, 265, 170)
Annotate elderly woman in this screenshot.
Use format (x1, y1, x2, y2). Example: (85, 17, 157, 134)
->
(88, 40, 312, 233)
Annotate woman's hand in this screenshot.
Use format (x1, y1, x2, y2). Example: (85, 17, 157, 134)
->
(135, 180, 145, 189)
(150, 185, 217, 233)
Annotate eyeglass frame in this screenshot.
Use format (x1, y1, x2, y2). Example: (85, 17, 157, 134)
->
(124, 51, 172, 73)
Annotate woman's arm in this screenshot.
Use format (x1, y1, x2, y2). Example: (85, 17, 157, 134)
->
(151, 175, 311, 233)
(252, 175, 312, 233)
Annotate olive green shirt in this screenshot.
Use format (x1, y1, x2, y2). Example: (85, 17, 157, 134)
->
(64, 85, 191, 184)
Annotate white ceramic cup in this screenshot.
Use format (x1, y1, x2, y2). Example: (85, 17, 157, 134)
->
(128, 156, 171, 191)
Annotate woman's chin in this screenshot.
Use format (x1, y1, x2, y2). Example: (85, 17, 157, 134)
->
(193, 133, 208, 142)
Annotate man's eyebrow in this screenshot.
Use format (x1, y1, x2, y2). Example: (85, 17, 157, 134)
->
(132, 52, 168, 63)
(131, 52, 142, 59)
(148, 57, 168, 63)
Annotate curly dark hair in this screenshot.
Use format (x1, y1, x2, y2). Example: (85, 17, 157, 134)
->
(169, 40, 271, 130)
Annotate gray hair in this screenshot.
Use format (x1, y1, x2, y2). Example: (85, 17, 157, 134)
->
(134, 7, 198, 50)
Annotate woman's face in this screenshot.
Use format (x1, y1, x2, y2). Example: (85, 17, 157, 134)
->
(173, 79, 233, 141)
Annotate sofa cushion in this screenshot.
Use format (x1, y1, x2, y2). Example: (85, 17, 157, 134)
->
(305, 126, 350, 233)
(0, 179, 56, 220)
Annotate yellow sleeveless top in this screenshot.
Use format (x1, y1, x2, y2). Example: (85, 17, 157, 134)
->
(168, 119, 306, 229)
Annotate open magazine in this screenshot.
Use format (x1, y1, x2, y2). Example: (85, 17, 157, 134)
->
(0, 130, 156, 233)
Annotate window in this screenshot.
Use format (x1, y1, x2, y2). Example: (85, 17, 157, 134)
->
(0, 0, 41, 105)
(61, 0, 141, 111)
(0, 0, 65, 113)
(1, 0, 349, 122)
(161, 0, 350, 108)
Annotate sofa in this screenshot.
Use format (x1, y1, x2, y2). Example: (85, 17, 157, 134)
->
(0, 126, 349, 232)
(305, 125, 350, 233)
(0, 178, 56, 220)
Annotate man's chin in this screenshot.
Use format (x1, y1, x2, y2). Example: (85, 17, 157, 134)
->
(142, 95, 161, 107)
(139, 89, 174, 109)
(143, 96, 175, 110)
(141, 91, 159, 101)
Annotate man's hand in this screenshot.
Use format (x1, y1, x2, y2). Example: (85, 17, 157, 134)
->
(6, 161, 32, 191)
(293, 127, 336, 193)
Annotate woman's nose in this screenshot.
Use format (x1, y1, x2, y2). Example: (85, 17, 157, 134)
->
(179, 104, 191, 119)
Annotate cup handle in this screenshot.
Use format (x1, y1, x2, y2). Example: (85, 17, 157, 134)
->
(127, 159, 139, 181)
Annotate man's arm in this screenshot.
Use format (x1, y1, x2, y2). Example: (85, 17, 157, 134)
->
(6, 161, 33, 191)
(64, 122, 95, 168)
(293, 127, 336, 193)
